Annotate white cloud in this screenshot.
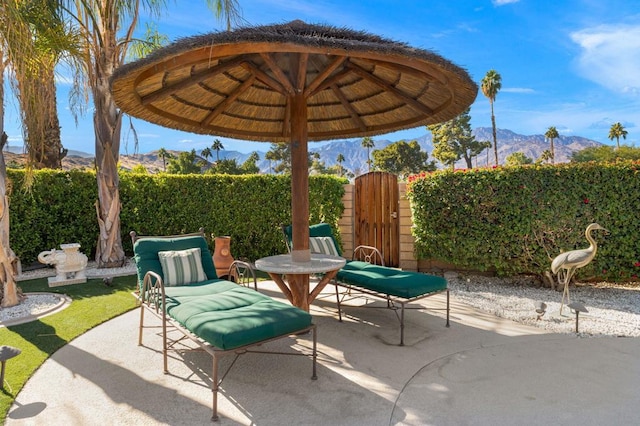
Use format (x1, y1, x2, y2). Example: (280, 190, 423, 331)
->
(430, 23, 478, 39)
(502, 87, 535, 94)
(470, 96, 639, 145)
(588, 118, 636, 130)
(571, 24, 640, 95)
(492, 0, 520, 5)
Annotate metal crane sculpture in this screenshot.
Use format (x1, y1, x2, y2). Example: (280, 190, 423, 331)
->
(551, 223, 608, 315)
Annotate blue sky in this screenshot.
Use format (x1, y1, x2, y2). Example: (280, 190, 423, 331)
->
(3, 0, 640, 155)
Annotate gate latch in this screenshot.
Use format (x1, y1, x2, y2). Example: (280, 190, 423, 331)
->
(391, 211, 398, 219)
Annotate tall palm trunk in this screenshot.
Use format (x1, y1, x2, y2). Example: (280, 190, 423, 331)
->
(0, 53, 22, 306)
(11, 31, 65, 169)
(0, 133, 22, 307)
(33, 67, 65, 168)
(490, 100, 498, 166)
(0, 50, 20, 307)
(92, 36, 125, 268)
(42, 67, 66, 168)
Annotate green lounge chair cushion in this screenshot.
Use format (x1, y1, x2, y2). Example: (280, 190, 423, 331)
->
(164, 281, 312, 350)
(337, 261, 447, 299)
(283, 223, 343, 256)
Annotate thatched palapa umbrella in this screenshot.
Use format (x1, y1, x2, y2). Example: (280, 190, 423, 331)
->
(110, 20, 477, 263)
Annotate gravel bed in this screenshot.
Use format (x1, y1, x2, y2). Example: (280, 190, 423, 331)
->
(15, 259, 137, 281)
(5, 262, 640, 337)
(446, 271, 640, 337)
(0, 293, 65, 323)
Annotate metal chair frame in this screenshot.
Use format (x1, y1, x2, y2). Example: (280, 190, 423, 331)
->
(131, 230, 317, 421)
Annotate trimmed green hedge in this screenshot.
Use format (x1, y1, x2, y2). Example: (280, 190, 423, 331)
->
(408, 162, 640, 281)
(9, 170, 100, 265)
(8, 170, 346, 265)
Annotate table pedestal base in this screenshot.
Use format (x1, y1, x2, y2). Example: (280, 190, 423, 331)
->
(268, 270, 339, 312)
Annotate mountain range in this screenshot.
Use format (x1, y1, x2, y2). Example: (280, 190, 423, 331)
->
(3, 127, 602, 174)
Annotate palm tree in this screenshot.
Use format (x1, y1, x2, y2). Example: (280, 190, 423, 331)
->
(336, 153, 345, 177)
(544, 126, 559, 164)
(537, 149, 553, 164)
(214, 0, 242, 31)
(0, 2, 71, 306)
(212, 139, 224, 161)
(65, 1, 241, 267)
(265, 149, 277, 174)
(0, 0, 79, 169)
(481, 70, 502, 166)
(64, 1, 167, 267)
(361, 136, 375, 172)
(157, 147, 173, 172)
(608, 122, 628, 149)
(0, 53, 20, 306)
(201, 147, 212, 162)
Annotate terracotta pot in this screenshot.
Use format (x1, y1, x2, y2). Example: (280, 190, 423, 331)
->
(213, 236, 234, 278)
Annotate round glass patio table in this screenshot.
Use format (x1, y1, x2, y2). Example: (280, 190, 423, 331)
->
(255, 254, 346, 312)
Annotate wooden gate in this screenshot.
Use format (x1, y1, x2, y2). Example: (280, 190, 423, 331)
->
(354, 172, 399, 267)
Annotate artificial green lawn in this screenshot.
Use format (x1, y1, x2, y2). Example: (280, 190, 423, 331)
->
(0, 275, 138, 422)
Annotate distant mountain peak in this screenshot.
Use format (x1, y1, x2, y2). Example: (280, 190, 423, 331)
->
(4, 128, 602, 173)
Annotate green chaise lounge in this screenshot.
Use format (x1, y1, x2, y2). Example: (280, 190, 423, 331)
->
(283, 223, 450, 346)
(131, 229, 317, 422)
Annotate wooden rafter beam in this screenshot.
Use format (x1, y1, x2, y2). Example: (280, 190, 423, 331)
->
(140, 57, 246, 105)
(304, 55, 347, 98)
(331, 84, 367, 132)
(241, 62, 288, 95)
(347, 62, 434, 116)
(296, 53, 309, 92)
(260, 53, 295, 94)
(200, 75, 256, 126)
(307, 67, 352, 98)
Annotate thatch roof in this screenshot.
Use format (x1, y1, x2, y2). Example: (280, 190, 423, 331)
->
(111, 20, 478, 142)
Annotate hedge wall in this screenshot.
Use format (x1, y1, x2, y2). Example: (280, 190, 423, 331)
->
(407, 162, 640, 281)
(8, 170, 346, 266)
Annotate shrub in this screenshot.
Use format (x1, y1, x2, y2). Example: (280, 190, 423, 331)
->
(408, 162, 640, 281)
(8, 170, 346, 265)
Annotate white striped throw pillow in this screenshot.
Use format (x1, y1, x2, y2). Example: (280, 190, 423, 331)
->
(309, 236, 340, 257)
(158, 247, 207, 286)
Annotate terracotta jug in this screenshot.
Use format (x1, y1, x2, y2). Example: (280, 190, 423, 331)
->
(213, 236, 234, 278)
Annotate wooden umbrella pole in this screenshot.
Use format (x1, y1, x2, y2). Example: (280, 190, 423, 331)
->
(290, 92, 310, 263)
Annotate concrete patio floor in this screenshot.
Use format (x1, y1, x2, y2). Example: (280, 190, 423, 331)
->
(6, 281, 640, 425)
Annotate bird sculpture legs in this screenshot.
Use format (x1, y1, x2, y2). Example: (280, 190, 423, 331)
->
(557, 267, 576, 315)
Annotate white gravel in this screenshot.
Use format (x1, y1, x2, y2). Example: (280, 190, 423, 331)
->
(0, 293, 66, 324)
(4, 262, 639, 337)
(15, 259, 137, 281)
(445, 271, 640, 338)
